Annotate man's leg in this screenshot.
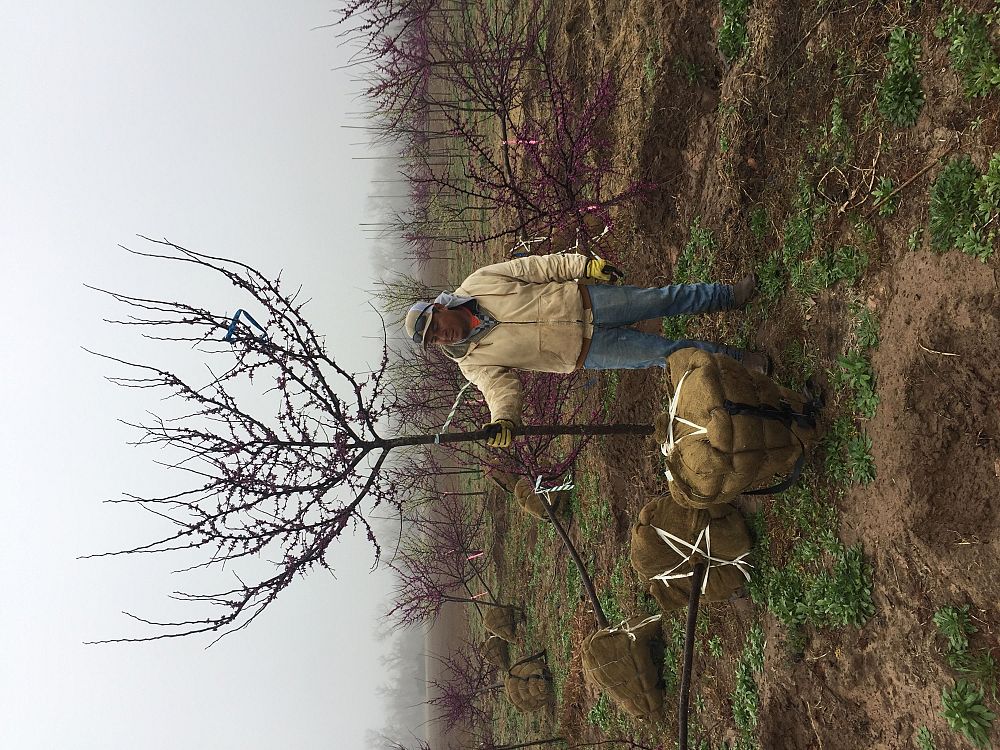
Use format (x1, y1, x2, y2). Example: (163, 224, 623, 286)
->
(582, 326, 744, 370)
(588, 283, 734, 327)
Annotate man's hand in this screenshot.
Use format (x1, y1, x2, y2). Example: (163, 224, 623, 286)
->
(483, 419, 515, 449)
(585, 257, 624, 283)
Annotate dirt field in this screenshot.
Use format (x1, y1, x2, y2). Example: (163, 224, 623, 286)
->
(462, 0, 1000, 748)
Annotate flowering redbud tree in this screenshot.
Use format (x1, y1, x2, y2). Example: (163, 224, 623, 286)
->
(90, 238, 652, 642)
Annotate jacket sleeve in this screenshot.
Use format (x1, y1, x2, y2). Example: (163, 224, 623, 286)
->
(459, 361, 523, 426)
(469, 253, 589, 285)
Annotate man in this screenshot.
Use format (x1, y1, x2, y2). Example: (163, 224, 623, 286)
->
(404, 253, 764, 448)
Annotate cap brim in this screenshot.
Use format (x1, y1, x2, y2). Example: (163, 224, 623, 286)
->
(419, 306, 435, 349)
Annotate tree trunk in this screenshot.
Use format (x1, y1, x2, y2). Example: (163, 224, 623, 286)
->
(679, 563, 708, 750)
(381, 423, 655, 450)
(539, 496, 608, 629)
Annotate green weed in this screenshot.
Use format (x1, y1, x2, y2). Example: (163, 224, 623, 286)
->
(852, 303, 880, 350)
(824, 416, 876, 484)
(825, 97, 849, 145)
(761, 172, 836, 300)
(934, 4, 1000, 98)
(835, 47, 860, 89)
(830, 352, 878, 419)
(914, 726, 936, 750)
(661, 614, 688, 694)
(732, 624, 765, 750)
(873, 176, 900, 216)
(759, 542, 874, 630)
(930, 156, 980, 250)
(934, 604, 999, 696)
(907, 227, 923, 251)
(935, 605, 975, 654)
(782, 339, 818, 390)
(708, 634, 724, 658)
(663, 315, 690, 340)
(719, 0, 751, 62)
(853, 217, 877, 246)
(941, 679, 996, 748)
(788, 256, 828, 297)
(676, 57, 704, 85)
(825, 243, 870, 286)
(586, 693, 629, 735)
(878, 28, 925, 127)
(929, 154, 999, 261)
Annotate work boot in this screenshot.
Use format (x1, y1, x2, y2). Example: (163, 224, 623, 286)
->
(731, 273, 758, 308)
(741, 351, 772, 376)
(802, 377, 826, 413)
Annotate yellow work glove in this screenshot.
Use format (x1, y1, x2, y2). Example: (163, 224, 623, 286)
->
(585, 257, 624, 283)
(483, 419, 515, 449)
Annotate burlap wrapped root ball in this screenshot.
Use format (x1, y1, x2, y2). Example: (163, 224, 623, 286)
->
(504, 659, 552, 712)
(657, 348, 818, 509)
(630, 496, 751, 612)
(483, 606, 520, 643)
(481, 635, 510, 670)
(512, 478, 564, 521)
(580, 614, 665, 720)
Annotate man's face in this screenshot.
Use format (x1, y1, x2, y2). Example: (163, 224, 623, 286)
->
(425, 304, 472, 345)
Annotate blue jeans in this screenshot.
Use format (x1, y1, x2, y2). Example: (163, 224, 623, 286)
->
(582, 283, 743, 370)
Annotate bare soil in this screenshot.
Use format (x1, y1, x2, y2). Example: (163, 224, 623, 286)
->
(468, 0, 1000, 747)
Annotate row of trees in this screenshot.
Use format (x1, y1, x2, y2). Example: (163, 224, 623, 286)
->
(336, 0, 650, 261)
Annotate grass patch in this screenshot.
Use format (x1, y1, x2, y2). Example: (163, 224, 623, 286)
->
(602, 371, 620, 417)
(719, 0, 751, 62)
(934, 3, 1000, 98)
(781, 339, 818, 390)
(830, 351, 878, 419)
(934, 604, 999, 697)
(731, 624, 765, 750)
(823, 415, 876, 484)
(878, 27, 925, 127)
(675, 218, 717, 281)
(750, 477, 874, 635)
(852, 302, 880, 350)
(750, 205, 769, 242)
(929, 153, 1000, 262)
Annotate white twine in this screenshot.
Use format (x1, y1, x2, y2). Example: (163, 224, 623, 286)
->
(649, 524, 752, 595)
(604, 613, 662, 641)
(532, 475, 575, 507)
(659, 368, 708, 482)
(509, 235, 549, 257)
(568, 223, 611, 254)
(434, 380, 475, 444)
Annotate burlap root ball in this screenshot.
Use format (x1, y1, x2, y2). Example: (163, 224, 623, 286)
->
(483, 606, 520, 643)
(481, 635, 510, 670)
(630, 496, 751, 612)
(580, 614, 665, 720)
(657, 348, 818, 509)
(512, 478, 564, 521)
(504, 659, 552, 712)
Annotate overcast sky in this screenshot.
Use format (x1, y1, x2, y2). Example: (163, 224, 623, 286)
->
(0, 3, 405, 748)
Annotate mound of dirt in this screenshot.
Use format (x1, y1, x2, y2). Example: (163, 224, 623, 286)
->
(851, 251, 1000, 545)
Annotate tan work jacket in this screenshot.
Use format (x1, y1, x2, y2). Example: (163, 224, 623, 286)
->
(446, 253, 596, 424)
